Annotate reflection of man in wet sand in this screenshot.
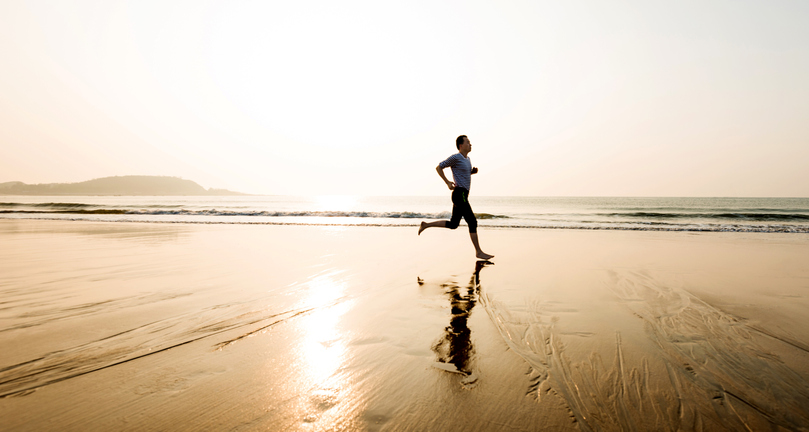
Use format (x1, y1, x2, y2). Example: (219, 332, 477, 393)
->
(418, 135, 494, 260)
(432, 260, 491, 383)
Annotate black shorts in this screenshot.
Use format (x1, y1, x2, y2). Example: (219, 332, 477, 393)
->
(447, 187, 477, 234)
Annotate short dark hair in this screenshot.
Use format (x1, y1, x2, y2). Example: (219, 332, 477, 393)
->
(455, 135, 467, 150)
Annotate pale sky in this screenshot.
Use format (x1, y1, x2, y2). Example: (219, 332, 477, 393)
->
(1, 0, 807, 197)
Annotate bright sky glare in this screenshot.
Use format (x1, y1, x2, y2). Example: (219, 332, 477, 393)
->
(1, 0, 808, 196)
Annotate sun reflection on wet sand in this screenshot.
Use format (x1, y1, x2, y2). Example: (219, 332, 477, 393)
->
(302, 302, 349, 383)
(296, 271, 355, 428)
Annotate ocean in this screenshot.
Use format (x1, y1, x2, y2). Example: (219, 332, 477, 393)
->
(1, 195, 808, 233)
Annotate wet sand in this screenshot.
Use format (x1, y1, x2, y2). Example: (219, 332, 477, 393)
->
(1, 219, 809, 431)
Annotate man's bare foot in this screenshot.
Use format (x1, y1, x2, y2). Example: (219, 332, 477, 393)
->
(476, 251, 494, 260)
(418, 221, 426, 235)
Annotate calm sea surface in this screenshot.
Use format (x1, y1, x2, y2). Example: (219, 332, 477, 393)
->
(2, 196, 808, 233)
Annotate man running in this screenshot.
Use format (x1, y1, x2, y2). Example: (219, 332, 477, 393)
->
(418, 135, 494, 260)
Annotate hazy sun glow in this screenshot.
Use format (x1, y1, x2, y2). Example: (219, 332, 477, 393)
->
(2, 1, 808, 197)
(315, 196, 359, 212)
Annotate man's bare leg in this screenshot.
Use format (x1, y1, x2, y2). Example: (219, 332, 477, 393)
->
(470, 233, 494, 260)
(418, 220, 447, 235)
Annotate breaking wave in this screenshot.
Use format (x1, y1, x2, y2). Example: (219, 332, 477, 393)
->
(0, 206, 511, 220)
(599, 211, 809, 221)
(2, 197, 808, 233)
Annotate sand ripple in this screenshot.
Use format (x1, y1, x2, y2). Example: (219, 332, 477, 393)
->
(481, 270, 809, 431)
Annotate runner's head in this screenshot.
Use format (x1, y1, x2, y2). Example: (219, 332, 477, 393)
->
(456, 135, 468, 150)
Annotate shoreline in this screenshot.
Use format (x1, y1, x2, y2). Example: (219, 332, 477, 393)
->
(3, 215, 809, 234)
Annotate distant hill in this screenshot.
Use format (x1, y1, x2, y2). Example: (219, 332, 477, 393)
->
(0, 176, 247, 196)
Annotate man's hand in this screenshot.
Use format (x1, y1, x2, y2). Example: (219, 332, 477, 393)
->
(471, 167, 479, 174)
(437, 165, 456, 190)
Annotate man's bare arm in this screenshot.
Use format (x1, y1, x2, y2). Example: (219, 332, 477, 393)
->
(436, 165, 455, 190)
(471, 167, 478, 175)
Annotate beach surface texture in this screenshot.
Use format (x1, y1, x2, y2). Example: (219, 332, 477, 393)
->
(2, 219, 809, 431)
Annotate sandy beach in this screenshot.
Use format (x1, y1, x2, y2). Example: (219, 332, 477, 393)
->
(1, 219, 809, 431)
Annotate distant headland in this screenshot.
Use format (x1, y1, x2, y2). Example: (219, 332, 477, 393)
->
(0, 176, 246, 196)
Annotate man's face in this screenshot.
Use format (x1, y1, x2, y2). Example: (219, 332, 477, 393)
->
(461, 137, 472, 153)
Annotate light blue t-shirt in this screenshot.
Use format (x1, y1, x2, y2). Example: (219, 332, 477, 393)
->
(439, 153, 472, 191)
